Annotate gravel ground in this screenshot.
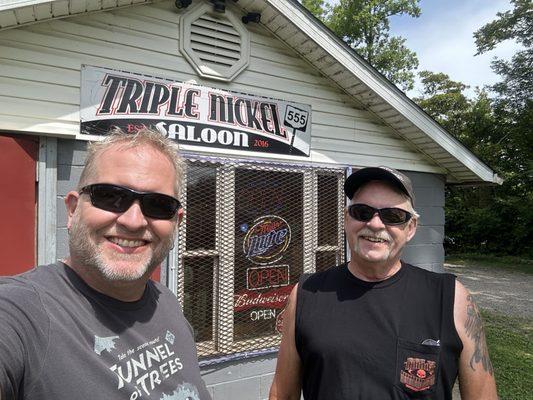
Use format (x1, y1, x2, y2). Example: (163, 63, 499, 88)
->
(443, 261, 532, 400)
(443, 262, 533, 319)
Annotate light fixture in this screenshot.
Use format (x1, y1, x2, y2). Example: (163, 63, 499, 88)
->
(242, 12, 261, 24)
(211, 0, 225, 13)
(175, 0, 192, 9)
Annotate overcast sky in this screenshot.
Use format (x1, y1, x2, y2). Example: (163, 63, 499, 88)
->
(387, 0, 521, 97)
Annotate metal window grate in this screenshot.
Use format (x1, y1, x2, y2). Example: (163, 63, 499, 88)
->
(176, 158, 345, 359)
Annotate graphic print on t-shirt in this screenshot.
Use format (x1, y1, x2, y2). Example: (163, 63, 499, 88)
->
(160, 383, 200, 400)
(92, 329, 201, 400)
(399, 357, 437, 391)
(94, 335, 120, 355)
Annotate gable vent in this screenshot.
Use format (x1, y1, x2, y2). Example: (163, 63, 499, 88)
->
(191, 14, 241, 67)
(180, 3, 250, 82)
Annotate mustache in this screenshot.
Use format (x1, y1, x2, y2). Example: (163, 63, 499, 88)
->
(357, 228, 391, 242)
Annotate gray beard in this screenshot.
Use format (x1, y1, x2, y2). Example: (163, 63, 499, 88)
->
(68, 221, 175, 282)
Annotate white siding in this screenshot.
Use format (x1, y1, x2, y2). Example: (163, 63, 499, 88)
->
(0, 0, 441, 172)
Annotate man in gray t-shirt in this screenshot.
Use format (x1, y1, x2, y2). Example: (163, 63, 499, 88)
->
(0, 128, 211, 400)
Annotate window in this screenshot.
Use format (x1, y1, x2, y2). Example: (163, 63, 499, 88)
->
(174, 158, 345, 358)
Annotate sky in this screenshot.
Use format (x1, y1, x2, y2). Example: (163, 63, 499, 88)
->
(387, 0, 520, 97)
(325, 0, 521, 98)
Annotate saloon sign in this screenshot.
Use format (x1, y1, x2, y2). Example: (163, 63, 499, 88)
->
(80, 66, 312, 156)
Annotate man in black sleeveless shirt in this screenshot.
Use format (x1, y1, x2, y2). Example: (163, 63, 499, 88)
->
(0, 129, 211, 400)
(270, 167, 497, 400)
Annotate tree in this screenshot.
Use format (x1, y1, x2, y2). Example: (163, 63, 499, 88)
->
(415, 0, 533, 257)
(414, 71, 471, 135)
(414, 70, 532, 256)
(327, 0, 421, 91)
(474, 0, 532, 201)
(300, 0, 421, 91)
(301, 0, 327, 20)
(413, 71, 501, 173)
(474, 0, 532, 111)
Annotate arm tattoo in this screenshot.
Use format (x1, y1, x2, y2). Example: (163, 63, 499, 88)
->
(464, 294, 494, 374)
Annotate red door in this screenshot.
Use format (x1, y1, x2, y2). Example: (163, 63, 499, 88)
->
(0, 134, 39, 275)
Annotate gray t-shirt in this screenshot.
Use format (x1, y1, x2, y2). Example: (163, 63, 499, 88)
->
(0, 262, 211, 400)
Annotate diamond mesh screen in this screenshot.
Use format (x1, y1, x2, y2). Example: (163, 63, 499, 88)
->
(233, 168, 303, 343)
(177, 159, 345, 359)
(315, 173, 345, 272)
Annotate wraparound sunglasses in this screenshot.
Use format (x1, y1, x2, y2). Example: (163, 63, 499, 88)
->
(348, 203, 412, 226)
(80, 183, 181, 220)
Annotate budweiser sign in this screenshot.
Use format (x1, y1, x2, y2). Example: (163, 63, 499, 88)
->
(234, 285, 294, 312)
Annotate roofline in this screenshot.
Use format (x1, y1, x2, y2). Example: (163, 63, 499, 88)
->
(0, 0, 52, 12)
(0, 0, 502, 184)
(276, 0, 499, 184)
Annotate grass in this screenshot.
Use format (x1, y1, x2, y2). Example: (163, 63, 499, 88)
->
(446, 254, 532, 398)
(482, 310, 533, 400)
(445, 253, 533, 275)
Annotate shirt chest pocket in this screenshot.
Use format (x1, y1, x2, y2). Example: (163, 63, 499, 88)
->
(394, 337, 441, 399)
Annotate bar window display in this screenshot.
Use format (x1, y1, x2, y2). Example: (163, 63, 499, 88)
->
(233, 168, 303, 342)
(175, 159, 345, 359)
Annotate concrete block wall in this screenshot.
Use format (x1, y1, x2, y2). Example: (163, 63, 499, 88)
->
(200, 354, 277, 400)
(402, 171, 446, 272)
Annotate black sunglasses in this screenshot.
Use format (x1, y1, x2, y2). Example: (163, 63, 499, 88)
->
(80, 183, 181, 220)
(347, 203, 412, 226)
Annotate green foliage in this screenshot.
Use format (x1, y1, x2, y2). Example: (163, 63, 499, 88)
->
(445, 189, 533, 256)
(474, 0, 532, 53)
(474, 0, 532, 174)
(414, 71, 471, 134)
(370, 36, 418, 90)
(440, 85, 532, 257)
(303, 0, 421, 91)
(416, 1, 532, 258)
(475, 0, 532, 113)
(491, 50, 533, 112)
(416, 71, 533, 257)
(328, 0, 420, 90)
(481, 310, 533, 400)
(301, 0, 328, 20)
(445, 253, 532, 274)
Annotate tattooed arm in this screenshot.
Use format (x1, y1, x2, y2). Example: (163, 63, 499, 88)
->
(269, 285, 302, 400)
(454, 281, 498, 399)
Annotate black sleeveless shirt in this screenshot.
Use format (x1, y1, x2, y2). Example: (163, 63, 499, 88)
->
(295, 262, 462, 400)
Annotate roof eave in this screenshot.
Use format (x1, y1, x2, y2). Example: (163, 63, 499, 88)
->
(0, 0, 501, 185)
(269, 0, 499, 184)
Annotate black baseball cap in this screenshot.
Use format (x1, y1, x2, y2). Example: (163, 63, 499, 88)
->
(344, 166, 415, 206)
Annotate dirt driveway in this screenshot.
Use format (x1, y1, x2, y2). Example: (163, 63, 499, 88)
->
(443, 262, 533, 319)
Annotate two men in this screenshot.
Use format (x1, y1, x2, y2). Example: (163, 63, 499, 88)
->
(0, 129, 211, 400)
(270, 167, 498, 399)
(0, 130, 496, 400)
